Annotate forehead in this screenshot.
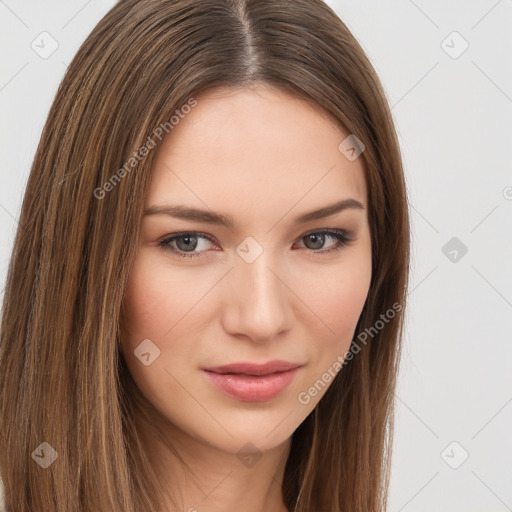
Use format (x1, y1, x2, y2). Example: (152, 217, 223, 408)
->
(147, 85, 367, 220)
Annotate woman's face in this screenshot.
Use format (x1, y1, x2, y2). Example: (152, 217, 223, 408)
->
(121, 85, 372, 455)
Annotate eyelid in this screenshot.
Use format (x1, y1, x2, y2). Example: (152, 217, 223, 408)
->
(158, 231, 218, 244)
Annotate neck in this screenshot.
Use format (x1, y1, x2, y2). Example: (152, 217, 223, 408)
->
(136, 414, 292, 512)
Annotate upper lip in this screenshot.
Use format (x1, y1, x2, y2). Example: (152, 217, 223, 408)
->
(203, 360, 302, 376)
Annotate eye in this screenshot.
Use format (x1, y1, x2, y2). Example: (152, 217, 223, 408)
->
(158, 232, 217, 259)
(294, 229, 354, 254)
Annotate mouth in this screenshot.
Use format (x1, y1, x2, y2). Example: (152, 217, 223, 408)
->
(202, 361, 303, 402)
(202, 360, 302, 377)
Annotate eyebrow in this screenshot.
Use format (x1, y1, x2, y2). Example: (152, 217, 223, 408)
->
(142, 198, 365, 229)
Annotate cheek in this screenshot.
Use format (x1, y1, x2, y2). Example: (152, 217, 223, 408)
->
(122, 271, 165, 348)
(122, 254, 205, 344)
(120, 263, 177, 383)
(302, 252, 372, 349)
(120, 253, 218, 397)
(121, 258, 190, 404)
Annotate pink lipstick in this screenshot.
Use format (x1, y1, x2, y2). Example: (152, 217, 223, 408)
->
(202, 360, 302, 402)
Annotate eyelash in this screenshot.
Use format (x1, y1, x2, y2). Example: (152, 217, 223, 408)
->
(158, 229, 354, 259)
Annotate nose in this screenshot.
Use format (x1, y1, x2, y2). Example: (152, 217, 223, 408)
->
(221, 249, 293, 343)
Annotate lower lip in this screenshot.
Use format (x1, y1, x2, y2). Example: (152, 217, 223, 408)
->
(203, 368, 300, 402)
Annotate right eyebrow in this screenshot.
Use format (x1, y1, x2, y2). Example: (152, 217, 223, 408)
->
(143, 204, 235, 229)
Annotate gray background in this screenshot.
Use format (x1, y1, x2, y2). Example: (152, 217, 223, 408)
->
(1, 1, 511, 510)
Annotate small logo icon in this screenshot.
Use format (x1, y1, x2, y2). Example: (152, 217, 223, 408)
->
(441, 31, 469, 59)
(338, 134, 365, 161)
(32, 442, 58, 468)
(31, 31, 59, 59)
(441, 440, 469, 469)
(442, 236, 468, 263)
(237, 442, 263, 468)
(134, 338, 161, 366)
(236, 236, 264, 263)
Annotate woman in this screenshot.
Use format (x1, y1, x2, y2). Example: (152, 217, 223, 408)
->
(0, 0, 410, 511)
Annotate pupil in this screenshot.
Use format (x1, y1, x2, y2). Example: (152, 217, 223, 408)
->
(307, 234, 324, 250)
(178, 235, 197, 251)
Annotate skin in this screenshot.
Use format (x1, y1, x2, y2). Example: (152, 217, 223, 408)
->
(120, 84, 372, 512)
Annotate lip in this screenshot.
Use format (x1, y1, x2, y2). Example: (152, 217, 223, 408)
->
(203, 360, 302, 376)
(202, 360, 302, 402)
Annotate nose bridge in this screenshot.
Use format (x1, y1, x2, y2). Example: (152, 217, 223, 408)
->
(223, 240, 292, 341)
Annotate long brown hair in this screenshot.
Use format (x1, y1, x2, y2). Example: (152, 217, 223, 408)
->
(0, 0, 410, 510)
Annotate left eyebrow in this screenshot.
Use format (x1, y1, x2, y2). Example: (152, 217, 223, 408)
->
(292, 198, 365, 223)
(142, 198, 365, 228)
